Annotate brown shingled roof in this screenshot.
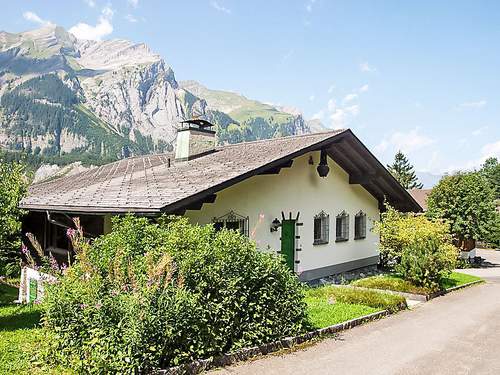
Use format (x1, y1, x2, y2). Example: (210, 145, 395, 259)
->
(408, 188, 432, 211)
(21, 129, 422, 214)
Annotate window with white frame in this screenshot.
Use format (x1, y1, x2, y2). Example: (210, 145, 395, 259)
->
(313, 211, 329, 245)
(335, 211, 349, 242)
(354, 211, 367, 240)
(212, 211, 249, 236)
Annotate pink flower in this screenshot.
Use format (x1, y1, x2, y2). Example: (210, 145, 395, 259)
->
(49, 254, 60, 273)
(66, 228, 77, 239)
(95, 302, 102, 309)
(80, 303, 88, 309)
(21, 243, 29, 256)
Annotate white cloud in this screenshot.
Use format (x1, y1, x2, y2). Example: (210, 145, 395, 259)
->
(306, 0, 316, 12)
(327, 98, 336, 112)
(102, 5, 113, 18)
(210, 0, 231, 14)
(311, 110, 324, 120)
(359, 62, 376, 73)
(375, 128, 435, 154)
(329, 104, 360, 128)
(459, 100, 487, 109)
(125, 14, 138, 23)
(345, 104, 360, 116)
(128, 0, 139, 7)
(374, 139, 389, 154)
(69, 5, 113, 40)
(309, 94, 315, 102)
(359, 84, 369, 93)
(419, 151, 441, 173)
(444, 140, 500, 173)
(84, 0, 96, 7)
(481, 140, 500, 161)
(23, 11, 53, 26)
(471, 126, 488, 136)
(327, 84, 335, 94)
(342, 93, 358, 104)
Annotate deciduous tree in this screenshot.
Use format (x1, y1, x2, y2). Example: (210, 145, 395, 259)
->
(0, 157, 27, 276)
(426, 172, 496, 249)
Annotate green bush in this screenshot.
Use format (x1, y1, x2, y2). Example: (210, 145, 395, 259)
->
(374, 204, 455, 268)
(374, 204, 458, 290)
(42, 215, 309, 373)
(396, 239, 457, 291)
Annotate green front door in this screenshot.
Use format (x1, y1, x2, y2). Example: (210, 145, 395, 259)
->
(281, 219, 295, 270)
(29, 278, 38, 303)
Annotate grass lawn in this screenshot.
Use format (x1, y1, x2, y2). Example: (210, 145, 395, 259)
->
(305, 285, 406, 328)
(352, 274, 430, 294)
(0, 281, 405, 371)
(351, 271, 483, 295)
(440, 272, 483, 290)
(0, 282, 70, 374)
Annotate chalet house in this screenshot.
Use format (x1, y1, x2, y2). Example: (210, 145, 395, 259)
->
(20, 120, 421, 281)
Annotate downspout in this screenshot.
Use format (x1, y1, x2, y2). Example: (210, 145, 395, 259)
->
(46, 211, 72, 230)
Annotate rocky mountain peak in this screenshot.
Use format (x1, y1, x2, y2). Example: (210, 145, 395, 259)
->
(0, 25, 319, 176)
(75, 38, 161, 70)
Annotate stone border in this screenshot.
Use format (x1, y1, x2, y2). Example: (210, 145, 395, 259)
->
(332, 279, 484, 302)
(155, 309, 390, 375)
(427, 279, 484, 299)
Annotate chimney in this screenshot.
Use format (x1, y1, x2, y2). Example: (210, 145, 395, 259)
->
(175, 119, 216, 161)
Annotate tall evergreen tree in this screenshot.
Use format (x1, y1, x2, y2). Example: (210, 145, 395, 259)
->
(387, 151, 423, 189)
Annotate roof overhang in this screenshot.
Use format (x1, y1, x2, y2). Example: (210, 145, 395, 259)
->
(161, 129, 422, 214)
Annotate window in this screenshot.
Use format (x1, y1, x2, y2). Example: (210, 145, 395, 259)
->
(354, 211, 367, 240)
(335, 211, 349, 242)
(313, 211, 329, 245)
(212, 211, 249, 236)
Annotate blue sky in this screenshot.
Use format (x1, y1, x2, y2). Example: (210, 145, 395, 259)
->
(3, 0, 500, 175)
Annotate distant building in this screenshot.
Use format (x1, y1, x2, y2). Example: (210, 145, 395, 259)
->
(408, 188, 432, 212)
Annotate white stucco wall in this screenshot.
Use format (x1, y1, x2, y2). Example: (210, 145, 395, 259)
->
(185, 151, 380, 279)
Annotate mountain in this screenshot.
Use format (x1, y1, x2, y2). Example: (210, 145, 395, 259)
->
(416, 171, 443, 188)
(180, 80, 311, 144)
(0, 25, 315, 170)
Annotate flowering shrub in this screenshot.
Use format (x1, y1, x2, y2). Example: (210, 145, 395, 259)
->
(42, 215, 309, 373)
(374, 204, 457, 290)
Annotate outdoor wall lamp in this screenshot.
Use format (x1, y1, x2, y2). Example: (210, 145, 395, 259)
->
(316, 149, 330, 178)
(270, 218, 281, 232)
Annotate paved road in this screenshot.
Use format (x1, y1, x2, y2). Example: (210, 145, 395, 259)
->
(213, 249, 500, 375)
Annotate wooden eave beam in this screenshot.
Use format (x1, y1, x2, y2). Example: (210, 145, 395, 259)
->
(258, 159, 294, 175)
(327, 147, 363, 175)
(349, 172, 381, 184)
(180, 194, 217, 212)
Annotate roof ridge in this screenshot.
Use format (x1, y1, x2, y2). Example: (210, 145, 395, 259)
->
(218, 129, 347, 149)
